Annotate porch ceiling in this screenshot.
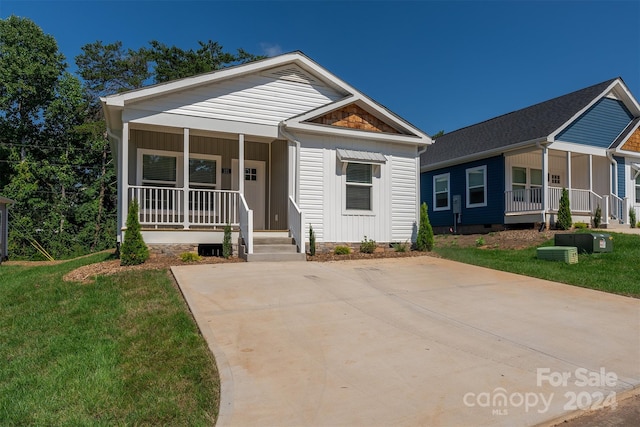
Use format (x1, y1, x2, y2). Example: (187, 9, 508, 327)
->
(129, 122, 278, 144)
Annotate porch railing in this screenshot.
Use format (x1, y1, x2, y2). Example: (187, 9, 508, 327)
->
(129, 185, 240, 227)
(505, 187, 603, 215)
(610, 194, 624, 221)
(239, 194, 253, 254)
(288, 196, 305, 254)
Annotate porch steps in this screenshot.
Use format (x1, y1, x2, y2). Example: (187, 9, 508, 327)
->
(241, 232, 306, 262)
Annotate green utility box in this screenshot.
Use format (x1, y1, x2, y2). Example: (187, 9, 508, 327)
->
(554, 233, 613, 254)
(537, 246, 579, 264)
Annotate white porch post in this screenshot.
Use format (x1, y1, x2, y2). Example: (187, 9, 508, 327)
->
(238, 134, 245, 195)
(121, 122, 129, 240)
(183, 128, 190, 230)
(588, 154, 593, 193)
(541, 145, 549, 225)
(566, 151, 572, 206)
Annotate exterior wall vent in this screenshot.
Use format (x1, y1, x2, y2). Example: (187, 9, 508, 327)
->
(266, 66, 320, 85)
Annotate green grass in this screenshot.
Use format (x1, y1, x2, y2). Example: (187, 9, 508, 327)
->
(434, 232, 640, 297)
(0, 253, 219, 426)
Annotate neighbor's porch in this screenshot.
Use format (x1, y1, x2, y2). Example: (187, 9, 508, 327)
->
(503, 148, 624, 225)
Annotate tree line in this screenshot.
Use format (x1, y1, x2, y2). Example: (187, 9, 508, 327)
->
(0, 16, 263, 259)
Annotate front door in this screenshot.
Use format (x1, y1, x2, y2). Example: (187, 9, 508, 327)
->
(232, 160, 266, 230)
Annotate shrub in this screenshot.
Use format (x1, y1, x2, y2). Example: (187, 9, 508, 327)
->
(416, 202, 434, 251)
(630, 208, 637, 229)
(359, 236, 376, 254)
(180, 252, 202, 262)
(309, 225, 316, 256)
(593, 204, 602, 228)
(574, 222, 588, 229)
(223, 223, 232, 258)
(120, 199, 149, 266)
(392, 241, 409, 252)
(334, 245, 351, 255)
(475, 237, 485, 247)
(557, 188, 572, 230)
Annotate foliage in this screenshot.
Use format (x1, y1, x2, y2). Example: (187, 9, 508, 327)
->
(416, 202, 434, 251)
(334, 245, 351, 255)
(180, 252, 202, 262)
(557, 188, 572, 230)
(392, 241, 410, 252)
(359, 236, 377, 254)
(593, 204, 602, 228)
(0, 255, 219, 425)
(309, 224, 316, 256)
(119, 200, 149, 266)
(223, 223, 232, 258)
(630, 208, 637, 229)
(434, 232, 640, 298)
(574, 222, 588, 229)
(475, 237, 486, 247)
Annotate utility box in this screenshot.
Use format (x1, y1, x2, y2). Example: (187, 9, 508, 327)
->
(554, 233, 613, 254)
(537, 246, 579, 264)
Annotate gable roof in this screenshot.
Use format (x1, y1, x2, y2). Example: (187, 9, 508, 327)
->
(101, 51, 431, 145)
(421, 78, 630, 169)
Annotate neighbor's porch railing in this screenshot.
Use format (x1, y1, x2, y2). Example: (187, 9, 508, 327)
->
(505, 187, 604, 215)
(129, 185, 240, 227)
(238, 194, 253, 254)
(288, 196, 305, 254)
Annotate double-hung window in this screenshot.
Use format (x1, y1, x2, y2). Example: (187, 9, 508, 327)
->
(346, 163, 372, 211)
(142, 153, 177, 187)
(636, 175, 640, 204)
(511, 167, 542, 203)
(466, 166, 487, 208)
(433, 173, 450, 211)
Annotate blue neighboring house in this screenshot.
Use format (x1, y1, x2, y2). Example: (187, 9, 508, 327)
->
(420, 78, 640, 233)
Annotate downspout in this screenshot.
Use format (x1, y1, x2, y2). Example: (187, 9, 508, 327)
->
(536, 139, 551, 227)
(278, 122, 301, 204)
(606, 149, 617, 197)
(416, 143, 429, 229)
(107, 129, 124, 246)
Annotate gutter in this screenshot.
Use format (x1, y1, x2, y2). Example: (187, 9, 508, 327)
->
(278, 122, 301, 204)
(606, 149, 617, 197)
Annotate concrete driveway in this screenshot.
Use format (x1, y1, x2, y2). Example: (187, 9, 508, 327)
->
(172, 256, 640, 427)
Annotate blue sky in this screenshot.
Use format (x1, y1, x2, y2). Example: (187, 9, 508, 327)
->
(2, 0, 639, 136)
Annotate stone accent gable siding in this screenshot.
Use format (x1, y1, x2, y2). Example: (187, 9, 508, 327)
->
(622, 127, 640, 152)
(309, 104, 402, 134)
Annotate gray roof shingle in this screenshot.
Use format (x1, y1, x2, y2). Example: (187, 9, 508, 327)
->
(421, 78, 618, 169)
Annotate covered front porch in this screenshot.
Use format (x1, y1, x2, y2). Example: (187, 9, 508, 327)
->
(503, 147, 624, 226)
(117, 124, 305, 255)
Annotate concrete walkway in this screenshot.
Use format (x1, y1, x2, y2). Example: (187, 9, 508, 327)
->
(172, 256, 640, 427)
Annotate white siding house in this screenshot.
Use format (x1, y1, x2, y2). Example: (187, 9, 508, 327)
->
(102, 52, 431, 260)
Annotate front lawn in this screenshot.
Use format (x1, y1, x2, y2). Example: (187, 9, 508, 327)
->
(0, 253, 219, 426)
(434, 232, 640, 298)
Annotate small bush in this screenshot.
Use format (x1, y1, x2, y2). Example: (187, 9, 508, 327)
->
(416, 202, 434, 251)
(359, 236, 376, 254)
(475, 237, 485, 247)
(392, 241, 409, 252)
(593, 204, 602, 228)
(630, 208, 637, 229)
(180, 252, 202, 262)
(334, 245, 351, 255)
(557, 188, 572, 230)
(309, 225, 316, 256)
(574, 222, 588, 229)
(120, 199, 149, 266)
(223, 223, 232, 258)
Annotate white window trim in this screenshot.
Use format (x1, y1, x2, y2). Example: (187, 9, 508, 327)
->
(635, 175, 640, 204)
(341, 161, 377, 216)
(466, 165, 487, 208)
(136, 148, 221, 189)
(433, 173, 450, 211)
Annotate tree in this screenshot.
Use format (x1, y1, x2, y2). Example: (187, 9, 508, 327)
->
(120, 199, 149, 266)
(557, 188, 572, 230)
(416, 202, 434, 251)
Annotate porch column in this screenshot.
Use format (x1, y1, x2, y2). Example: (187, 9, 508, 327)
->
(121, 122, 129, 241)
(238, 134, 245, 195)
(588, 154, 593, 192)
(566, 151, 572, 205)
(541, 145, 549, 224)
(183, 128, 190, 230)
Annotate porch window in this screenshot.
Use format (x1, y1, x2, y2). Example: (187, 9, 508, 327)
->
(433, 173, 450, 211)
(511, 167, 542, 203)
(466, 166, 487, 208)
(142, 154, 177, 186)
(346, 163, 372, 211)
(636, 176, 640, 204)
(189, 158, 217, 188)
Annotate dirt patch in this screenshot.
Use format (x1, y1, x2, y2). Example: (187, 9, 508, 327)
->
(435, 228, 560, 250)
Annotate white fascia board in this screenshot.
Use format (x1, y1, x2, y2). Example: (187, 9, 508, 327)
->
(0, 197, 15, 205)
(548, 141, 608, 156)
(124, 109, 279, 139)
(612, 120, 640, 156)
(284, 121, 429, 146)
(548, 79, 623, 141)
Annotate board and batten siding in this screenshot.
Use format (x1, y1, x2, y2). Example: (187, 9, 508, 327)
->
(130, 67, 345, 128)
(557, 98, 634, 148)
(298, 135, 418, 243)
